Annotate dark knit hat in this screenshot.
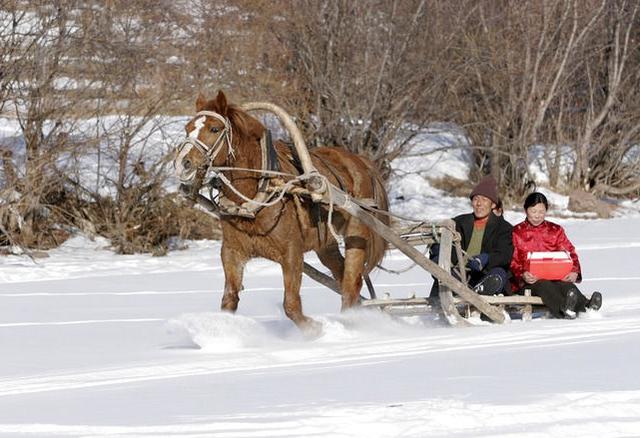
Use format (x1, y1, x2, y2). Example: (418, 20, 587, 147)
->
(470, 175, 499, 205)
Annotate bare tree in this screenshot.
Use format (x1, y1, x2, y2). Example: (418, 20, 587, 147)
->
(3, 0, 640, 252)
(0, 1, 26, 114)
(441, 0, 640, 200)
(569, 0, 640, 194)
(1, 0, 222, 251)
(65, 0, 211, 254)
(0, 1, 103, 248)
(273, 0, 454, 174)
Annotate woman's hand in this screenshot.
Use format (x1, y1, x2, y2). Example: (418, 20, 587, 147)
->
(522, 271, 538, 284)
(562, 272, 578, 283)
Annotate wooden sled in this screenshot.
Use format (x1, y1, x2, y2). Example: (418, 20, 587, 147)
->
(304, 215, 549, 326)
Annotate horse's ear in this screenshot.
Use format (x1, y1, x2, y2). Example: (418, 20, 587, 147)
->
(195, 93, 207, 112)
(215, 90, 228, 113)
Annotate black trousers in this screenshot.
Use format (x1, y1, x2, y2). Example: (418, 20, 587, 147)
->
(429, 267, 509, 298)
(525, 280, 588, 318)
(427, 244, 510, 298)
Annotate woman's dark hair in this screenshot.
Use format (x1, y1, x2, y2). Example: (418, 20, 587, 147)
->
(524, 192, 549, 210)
(493, 198, 503, 215)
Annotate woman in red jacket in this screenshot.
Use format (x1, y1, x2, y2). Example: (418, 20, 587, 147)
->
(511, 192, 602, 318)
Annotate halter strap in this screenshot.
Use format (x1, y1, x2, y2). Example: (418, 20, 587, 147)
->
(194, 110, 235, 160)
(174, 110, 235, 174)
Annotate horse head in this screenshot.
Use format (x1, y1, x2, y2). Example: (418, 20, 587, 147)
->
(174, 90, 260, 187)
(173, 91, 233, 186)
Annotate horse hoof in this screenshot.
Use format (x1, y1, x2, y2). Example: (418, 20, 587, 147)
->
(341, 298, 361, 312)
(300, 318, 323, 339)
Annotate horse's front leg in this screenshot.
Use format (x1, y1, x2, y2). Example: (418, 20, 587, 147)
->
(281, 253, 322, 337)
(220, 244, 246, 312)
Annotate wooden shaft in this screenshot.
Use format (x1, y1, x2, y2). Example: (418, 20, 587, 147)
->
(241, 102, 318, 177)
(454, 240, 468, 284)
(302, 262, 368, 301)
(437, 225, 470, 325)
(302, 262, 341, 295)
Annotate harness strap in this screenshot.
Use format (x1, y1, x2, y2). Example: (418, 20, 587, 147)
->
(194, 110, 235, 160)
(312, 152, 348, 192)
(265, 130, 280, 172)
(214, 129, 283, 218)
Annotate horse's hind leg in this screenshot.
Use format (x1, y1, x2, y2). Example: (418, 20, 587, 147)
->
(341, 226, 368, 310)
(315, 242, 345, 288)
(281, 254, 322, 336)
(220, 244, 246, 312)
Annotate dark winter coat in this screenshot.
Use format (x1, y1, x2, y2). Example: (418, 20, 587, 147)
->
(452, 212, 514, 273)
(510, 219, 582, 290)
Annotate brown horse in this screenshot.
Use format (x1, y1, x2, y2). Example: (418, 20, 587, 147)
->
(174, 91, 389, 335)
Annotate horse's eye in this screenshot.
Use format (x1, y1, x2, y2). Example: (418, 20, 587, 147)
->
(210, 127, 220, 133)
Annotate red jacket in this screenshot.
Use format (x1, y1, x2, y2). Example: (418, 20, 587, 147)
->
(510, 220, 582, 290)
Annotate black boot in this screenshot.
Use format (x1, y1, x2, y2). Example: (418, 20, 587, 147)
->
(562, 288, 578, 319)
(473, 274, 503, 296)
(587, 291, 602, 311)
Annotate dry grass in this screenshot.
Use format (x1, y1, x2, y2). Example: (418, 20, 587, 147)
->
(429, 176, 474, 199)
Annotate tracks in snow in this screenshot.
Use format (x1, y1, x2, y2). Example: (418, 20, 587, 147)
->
(1, 310, 639, 398)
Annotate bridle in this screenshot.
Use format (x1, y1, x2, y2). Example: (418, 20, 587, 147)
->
(174, 110, 235, 183)
(174, 109, 285, 218)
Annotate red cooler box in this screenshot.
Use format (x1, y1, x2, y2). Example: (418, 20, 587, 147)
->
(527, 251, 573, 280)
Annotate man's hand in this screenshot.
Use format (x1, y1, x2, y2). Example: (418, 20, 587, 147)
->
(562, 272, 578, 283)
(467, 253, 489, 272)
(522, 271, 538, 284)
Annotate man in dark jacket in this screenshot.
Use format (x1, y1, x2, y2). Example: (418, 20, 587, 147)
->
(430, 176, 513, 298)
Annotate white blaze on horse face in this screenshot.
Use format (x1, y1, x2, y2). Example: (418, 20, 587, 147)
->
(188, 116, 206, 140)
(174, 143, 196, 182)
(176, 116, 207, 182)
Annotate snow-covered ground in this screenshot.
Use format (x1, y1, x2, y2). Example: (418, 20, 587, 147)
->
(2, 214, 640, 437)
(0, 218, 640, 437)
(2, 115, 640, 437)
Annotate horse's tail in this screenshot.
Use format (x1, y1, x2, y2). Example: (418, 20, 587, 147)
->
(364, 172, 389, 275)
